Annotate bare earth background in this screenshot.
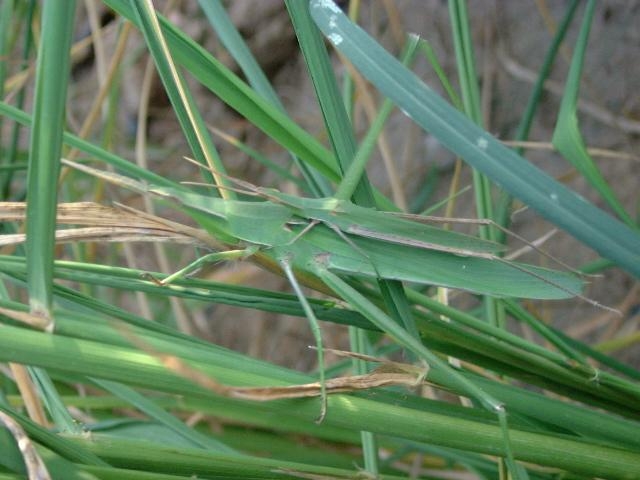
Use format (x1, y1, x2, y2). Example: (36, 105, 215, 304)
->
(67, 1, 639, 369)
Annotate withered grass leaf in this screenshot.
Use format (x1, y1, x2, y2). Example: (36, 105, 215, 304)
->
(0, 307, 52, 331)
(0, 411, 51, 480)
(0, 201, 217, 248)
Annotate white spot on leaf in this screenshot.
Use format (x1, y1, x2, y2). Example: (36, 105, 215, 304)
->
(400, 108, 412, 119)
(312, 0, 341, 13)
(328, 33, 343, 45)
(476, 137, 488, 150)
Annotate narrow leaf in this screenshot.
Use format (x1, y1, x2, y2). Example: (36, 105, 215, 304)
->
(310, 0, 640, 278)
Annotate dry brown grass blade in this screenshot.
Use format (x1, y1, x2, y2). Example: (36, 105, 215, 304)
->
(0, 307, 52, 331)
(0, 202, 215, 248)
(118, 320, 429, 402)
(227, 365, 426, 401)
(8, 364, 49, 431)
(0, 227, 203, 248)
(161, 350, 426, 401)
(167, 351, 426, 401)
(0, 201, 172, 228)
(0, 411, 51, 480)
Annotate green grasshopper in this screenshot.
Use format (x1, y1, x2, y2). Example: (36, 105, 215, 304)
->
(64, 158, 584, 427)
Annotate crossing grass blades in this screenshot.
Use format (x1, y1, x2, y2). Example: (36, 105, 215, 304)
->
(1, 1, 639, 478)
(64, 157, 595, 472)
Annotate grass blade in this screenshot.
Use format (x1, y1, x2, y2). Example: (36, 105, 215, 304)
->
(310, 0, 640, 278)
(104, 0, 341, 182)
(284, 3, 379, 472)
(26, 0, 75, 319)
(551, 0, 633, 225)
(1, 322, 639, 478)
(91, 379, 236, 454)
(495, 0, 581, 238)
(0, 405, 107, 466)
(198, 0, 333, 197)
(128, 0, 227, 193)
(2, 1, 36, 199)
(19, 0, 78, 438)
(0, 102, 182, 189)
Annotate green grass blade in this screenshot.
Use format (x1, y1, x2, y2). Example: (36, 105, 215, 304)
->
(0, 405, 108, 466)
(104, 0, 341, 182)
(286, 0, 375, 205)
(0, 254, 372, 331)
(0, 101, 184, 189)
(198, 0, 278, 105)
(335, 33, 420, 202)
(128, 0, 225, 192)
(513, 0, 580, 149)
(78, 466, 215, 480)
(448, 0, 481, 124)
(26, 0, 75, 318)
(198, 0, 337, 197)
(551, 0, 633, 225)
(310, 0, 640, 278)
(495, 0, 581, 238)
(71, 434, 409, 480)
(448, 0, 503, 334)
(0, 0, 14, 194)
(1, 322, 639, 478)
(20, 0, 77, 436)
(2, 1, 36, 200)
(418, 38, 463, 110)
(91, 379, 236, 454)
(313, 264, 503, 412)
(0, 424, 25, 476)
(447, 0, 495, 242)
(198, 0, 333, 195)
(346, 326, 379, 474)
(28, 367, 80, 434)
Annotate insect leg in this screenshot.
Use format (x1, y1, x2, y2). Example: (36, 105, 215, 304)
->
(181, 156, 288, 204)
(146, 246, 258, 286)
(396, 212, 590, 277)
(321, 222, 420, 341)
(285, 219, 320, 246)
(313, 262, 521, 471)
(279, 254, 327, 423)
(493, 256, 620, 315)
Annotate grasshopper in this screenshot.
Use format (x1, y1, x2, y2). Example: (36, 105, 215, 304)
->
(64, 158, 584, 427)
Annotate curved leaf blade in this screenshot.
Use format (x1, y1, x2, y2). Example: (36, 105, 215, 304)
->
(310, 0, 640, 279)
(552, 0, 633, 225)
